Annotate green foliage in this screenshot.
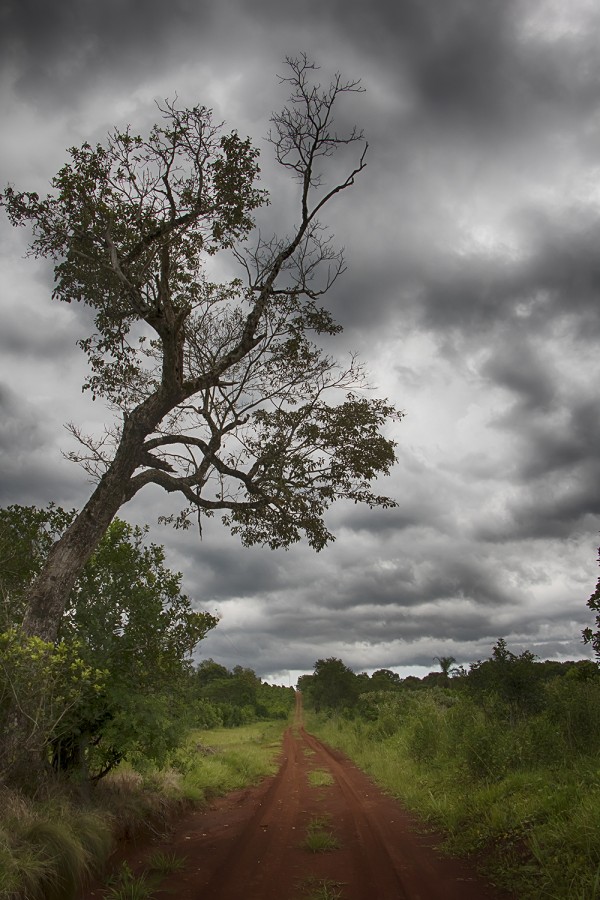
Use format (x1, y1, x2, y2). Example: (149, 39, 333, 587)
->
(0, 504, 218, 785)
(56, 517, 218, 780)
(0, 503, 73, 626)
(465, 638, 543, 721)
(583, 546, 600, 660)
(0, 629, 105, 783)
(193, 659, 295, 727)
(104, 862, 158, 900)
(307, 643, 600, 898)
(368, 668, 402, 691)
(544, 676, 600, 755)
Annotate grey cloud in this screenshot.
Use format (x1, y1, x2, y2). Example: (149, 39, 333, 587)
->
(506, 470, 600, 541)
(516, 398, 600, 481)
(0, 309, 85, 361)
(0, 383, 83, 507)
(2, 0, 218, 101)
(0, 383, 41, 451)
(481, 338, 556, 414)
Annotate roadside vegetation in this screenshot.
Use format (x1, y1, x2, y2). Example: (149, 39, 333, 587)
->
(0, 714, 289, 900)
(0, 503, 293, 900)
(302, 635, 600, 899)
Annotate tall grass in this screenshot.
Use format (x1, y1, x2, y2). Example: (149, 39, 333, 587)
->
(306, 686, 600, 899)
(0, 786, 113, 900)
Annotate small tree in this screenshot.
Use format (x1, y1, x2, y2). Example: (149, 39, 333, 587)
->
(583, 547, 600, 659)
(433, 655, 457, 685)
(305, 657, 359, 712)
(466, 639, 541, 722)
(2, 56, 399, 644)
(0, 505, 217, 782)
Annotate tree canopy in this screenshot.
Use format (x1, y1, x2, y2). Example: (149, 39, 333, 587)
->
(2, 55, 400, 643)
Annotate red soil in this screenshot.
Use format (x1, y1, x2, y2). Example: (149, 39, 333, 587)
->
(81, 695, 513, 899)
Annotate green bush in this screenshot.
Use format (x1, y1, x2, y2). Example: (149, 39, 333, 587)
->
(0, 629, 105, 785)
(544, 677, 600, 754)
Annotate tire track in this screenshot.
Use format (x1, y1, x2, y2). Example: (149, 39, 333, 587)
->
(301, 727, 410, 899)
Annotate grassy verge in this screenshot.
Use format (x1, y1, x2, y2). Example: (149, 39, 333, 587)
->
(172, 720, 287, 801)
(306, 711, 600, 899)
(0, 720, 287, 900)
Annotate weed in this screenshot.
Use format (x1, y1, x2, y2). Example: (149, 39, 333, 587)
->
(308, 768, 334, 787)
(147, 849, 187, 875)
(103, 862, 159, 899)
(301, 875, 345, 899)
(303, 815, 340, 853)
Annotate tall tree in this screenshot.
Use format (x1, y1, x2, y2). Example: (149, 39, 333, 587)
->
(2, 56, 399, 643)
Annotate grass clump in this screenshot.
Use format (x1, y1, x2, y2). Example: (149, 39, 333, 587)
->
(103, 862, 159, 899)
(303, 815, 340, 853)
(0, 786, 113, 900)
(308, 768, 334, 787)
(300, 876, 345, 899)
(146, 849, 187, 875)
(101, 852, 187, 898)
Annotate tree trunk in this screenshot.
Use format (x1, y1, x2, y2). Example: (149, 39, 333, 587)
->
(21, 385, 180, 643)
(22, 471, 128, 641)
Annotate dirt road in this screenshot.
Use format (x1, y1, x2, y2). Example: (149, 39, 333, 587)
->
(84, 694, 512, 899)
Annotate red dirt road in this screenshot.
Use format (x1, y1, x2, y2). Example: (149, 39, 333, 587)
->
(83, 695, 512, 899)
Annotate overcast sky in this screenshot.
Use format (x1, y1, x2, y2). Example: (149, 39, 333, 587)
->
(2, 0, 600, 682)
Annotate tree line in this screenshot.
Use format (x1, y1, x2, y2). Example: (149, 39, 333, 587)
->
(300, 632, 600, 732)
